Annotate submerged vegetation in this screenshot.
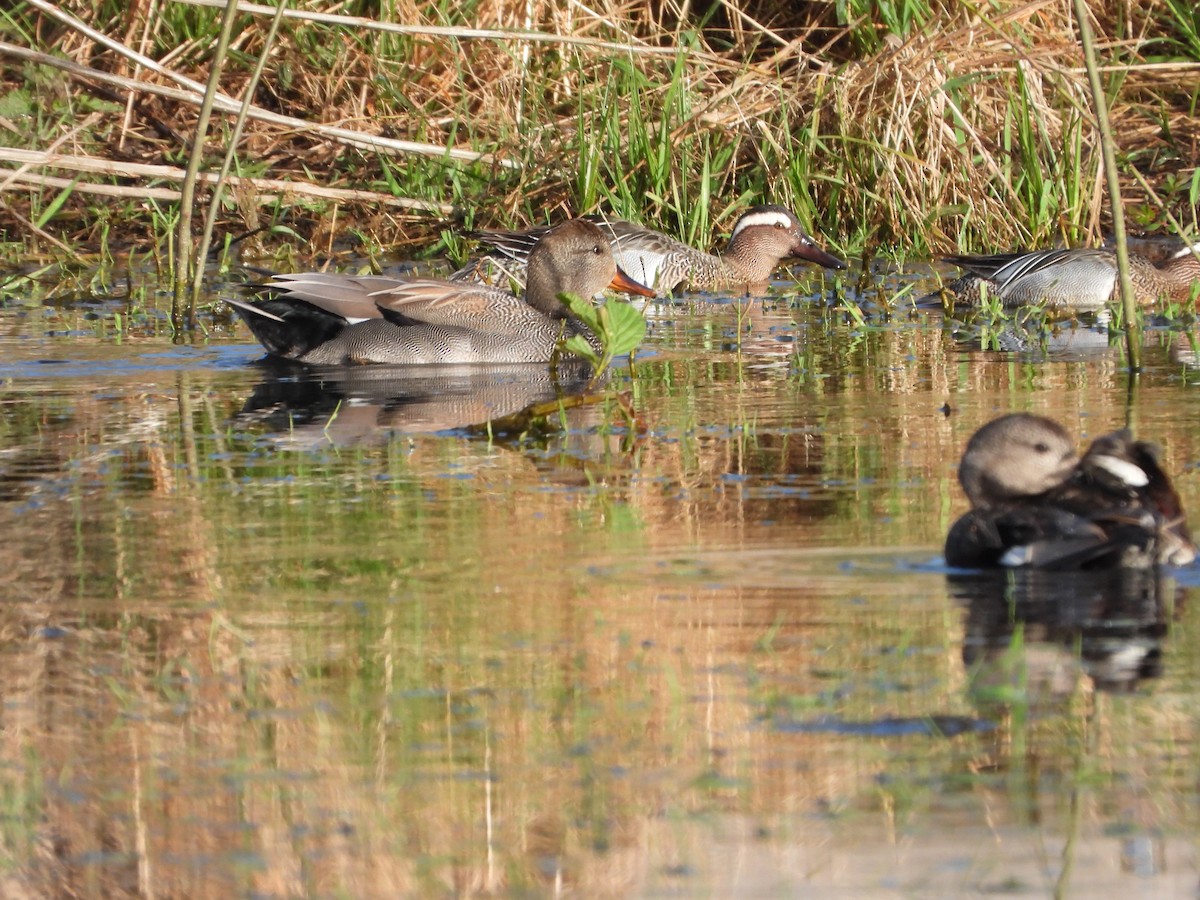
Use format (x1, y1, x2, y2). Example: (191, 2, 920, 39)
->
(0, 0, 1198, 273)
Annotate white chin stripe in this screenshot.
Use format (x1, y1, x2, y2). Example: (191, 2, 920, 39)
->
(731, 211, 795, 237)
(1090, 454, 1149, 487)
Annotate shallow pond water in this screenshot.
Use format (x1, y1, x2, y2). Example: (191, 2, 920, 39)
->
(1, 258, 1199, 897)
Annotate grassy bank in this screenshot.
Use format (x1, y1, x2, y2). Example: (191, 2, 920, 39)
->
(1, 0, 1198, 270)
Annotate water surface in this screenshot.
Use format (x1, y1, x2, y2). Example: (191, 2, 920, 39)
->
(1, 260, 1198, 897)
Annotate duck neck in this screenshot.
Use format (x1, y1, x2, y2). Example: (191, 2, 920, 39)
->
(720, 233, 773, 283)
(525, 279, 601, 350)
(523, 259, 576, 320)
(1160, 247, 1200, 298)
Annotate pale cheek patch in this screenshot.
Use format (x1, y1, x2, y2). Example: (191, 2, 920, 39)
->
(1090, 454, 1150, 487)
(731, 211, 795, 238)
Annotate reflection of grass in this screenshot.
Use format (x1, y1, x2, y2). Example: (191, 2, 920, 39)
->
(2, 274, 1200, 897)
(0, 758, 43, 874)
(4, 298, 1200, 892)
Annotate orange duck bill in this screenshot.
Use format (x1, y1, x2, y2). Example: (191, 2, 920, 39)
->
(609, 267, 656, 298)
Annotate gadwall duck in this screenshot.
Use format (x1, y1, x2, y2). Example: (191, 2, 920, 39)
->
(227, 219, 653, 365)
(936, 244, 1200, 311)
(945, 413, 1195, 569)
(455, 205, 845, 293)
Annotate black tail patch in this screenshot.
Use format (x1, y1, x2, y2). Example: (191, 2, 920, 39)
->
(226, 297, 345, 360)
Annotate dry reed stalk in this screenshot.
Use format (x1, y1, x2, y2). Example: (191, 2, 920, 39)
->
(0, 148, 454, 213)
(177, 0, 699, 60)
(815, 5, 1089, 244)
(0, 29, 509, 166)
(1074, 0, 1140, 369)
(2, 0, 1197, 258)
(173, 0, 240, 321)
(190, 0, 288, 304)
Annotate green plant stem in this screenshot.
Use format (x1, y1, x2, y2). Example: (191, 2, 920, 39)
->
(173, 0, 241, 331)
(1072, 0, 1140, 371)
(190, 0, 288, 306)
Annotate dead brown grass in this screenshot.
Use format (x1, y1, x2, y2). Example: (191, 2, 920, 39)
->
(0, 0, 1197, 262)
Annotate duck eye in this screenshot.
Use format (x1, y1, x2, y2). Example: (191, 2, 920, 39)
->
(593, 245, 603, 255)
(774, 222, 785, 229)
(1033, 442, 1050, 453)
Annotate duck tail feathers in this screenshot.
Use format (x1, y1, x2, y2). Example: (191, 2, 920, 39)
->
(225, 297, 343, 360)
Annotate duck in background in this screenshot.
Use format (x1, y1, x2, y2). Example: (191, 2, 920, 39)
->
(226, 219, 653, 366)
(932, 243, 1200, 311)
(454, 205, 845, 294)
(945, 412, 1195, 570)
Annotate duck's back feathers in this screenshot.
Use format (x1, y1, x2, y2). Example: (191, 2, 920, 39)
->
(1065, 430, 1195, 567)
(946, 505, 1116, 570)
(941, 249, 1119, 309)
(466, 216, 691, 292)
(937, 243, 1200, 310)
(370, 279, 565, 335)
(460, 206, 842, 294)
(227, 217, 640, 366)
(263, 273, 404, 323)
(944, 249, 1113, 288)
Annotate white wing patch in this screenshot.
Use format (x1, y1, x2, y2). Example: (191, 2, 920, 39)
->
(999, 546, 1034, 567)
(615, 250, 664, 289)
(1089, 454, 1150, 487)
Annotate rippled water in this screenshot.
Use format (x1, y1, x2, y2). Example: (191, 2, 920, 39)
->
(1, 257, 1199, 897)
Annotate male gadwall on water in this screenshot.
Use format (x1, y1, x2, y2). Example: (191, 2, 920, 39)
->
(227, 219, 654, 365)
(936, 243, 1200, 311)
(455, 205, 845, 293)
(945, 413, 1195, 569)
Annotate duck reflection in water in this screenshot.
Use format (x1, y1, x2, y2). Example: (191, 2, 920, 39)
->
(941, 310, 1120, 363)
(236, 359, 596, 447)
(944, 412, 1194, 696)
(945, 413, 1195, 571)
(950, 568, 1180, 695)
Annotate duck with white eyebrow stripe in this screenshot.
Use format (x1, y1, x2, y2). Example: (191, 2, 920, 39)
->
(945, 413, 1195, 571)
(454, 204, 846, 294)
(225, 219, 654, 366)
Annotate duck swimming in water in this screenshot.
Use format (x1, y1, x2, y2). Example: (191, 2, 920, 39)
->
(945, 413, 1194, 570)
(227, 219, 654, 365)
(454, 205, 845, 294)
(935, 244, 1200, 311)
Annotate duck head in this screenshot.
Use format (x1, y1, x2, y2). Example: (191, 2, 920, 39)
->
(957, 413, 1079, 507)
(730, 205, 846, 271)
(524, 218, 654, 319)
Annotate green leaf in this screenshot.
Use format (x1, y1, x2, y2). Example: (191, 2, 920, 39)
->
(377, 153, 402, 196)
(562, 334, 600, 366)
(556, 291, 647, 379)
(558, 291, 601, 332)
(34, 179, 78, 229)
(0, 90, 30, 119)
(597, 300, 647, 358)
